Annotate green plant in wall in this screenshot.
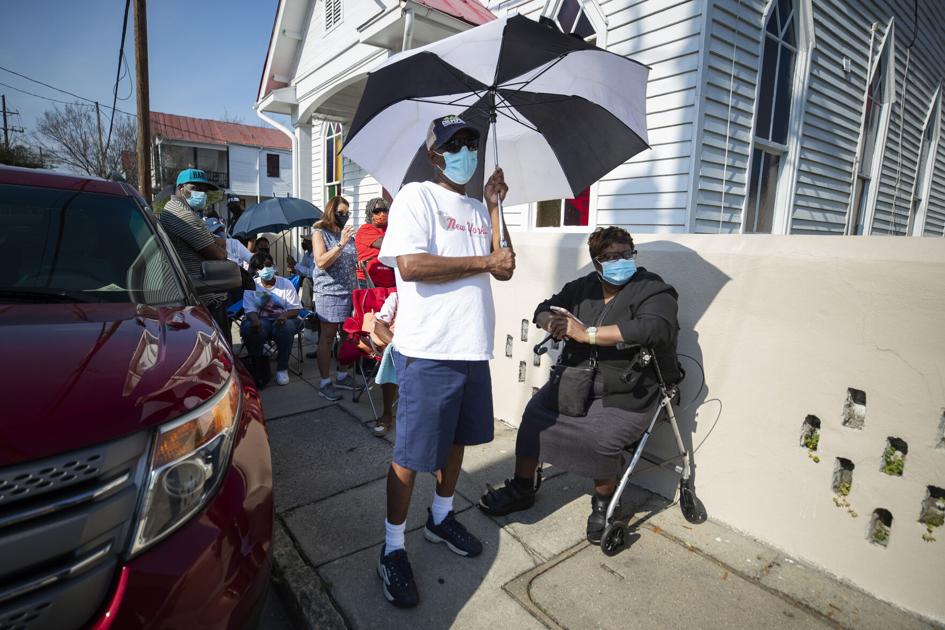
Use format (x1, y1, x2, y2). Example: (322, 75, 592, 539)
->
(802, 432, 819, 452)
(871, 522, 890, 545)
(881, 445, 904, 476)
(922, 501, 944, 542)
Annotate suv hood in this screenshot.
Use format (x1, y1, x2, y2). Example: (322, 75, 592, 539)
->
(0, 304, 233, 467)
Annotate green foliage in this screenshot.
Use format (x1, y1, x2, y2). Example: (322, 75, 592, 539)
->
(0, 143, 46, 168)
(925, 511, 944, 529)
(871, 523, 890, 545)
(802, 431, 819, 452)
(881, 446, 904, 476)
(837, 481, 851, 497)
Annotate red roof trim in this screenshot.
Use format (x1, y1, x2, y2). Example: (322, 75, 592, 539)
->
(258, 0, 285, 103)
(150, 112, 292, 151)
(414, 0, 496, 26)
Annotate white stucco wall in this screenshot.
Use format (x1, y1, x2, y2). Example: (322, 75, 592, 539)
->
(490, 233, 945, 622)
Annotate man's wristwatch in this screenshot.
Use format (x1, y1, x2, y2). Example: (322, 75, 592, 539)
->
(587, 326, 598, 345)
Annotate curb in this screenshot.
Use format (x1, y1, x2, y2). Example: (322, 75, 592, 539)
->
(272, 517, 348, 630)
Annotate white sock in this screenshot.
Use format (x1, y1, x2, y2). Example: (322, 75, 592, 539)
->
(336, 371, 348, 382)
(320, 377, 331, 387)
(431, 492, 454, 526)
(385, 519, 406, 554)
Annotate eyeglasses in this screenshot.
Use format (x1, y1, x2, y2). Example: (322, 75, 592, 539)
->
(594, 250, 637, 264)
(440, 136, 479, 153)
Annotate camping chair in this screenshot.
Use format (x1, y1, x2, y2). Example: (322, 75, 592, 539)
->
(532, 346, 708, 556)
(286, 274, 316, 376)
(341, 286, 397, 417)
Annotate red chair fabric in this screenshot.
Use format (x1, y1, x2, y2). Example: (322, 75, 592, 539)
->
(340, 287, 397, 365)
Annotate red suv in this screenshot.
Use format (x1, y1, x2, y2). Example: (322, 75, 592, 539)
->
(0, 166, 273, 629)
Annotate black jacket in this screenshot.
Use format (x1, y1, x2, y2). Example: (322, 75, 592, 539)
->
(533, 268, 680, 411)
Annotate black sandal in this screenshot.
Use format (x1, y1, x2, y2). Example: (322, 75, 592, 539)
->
(478, 478, 537, 516)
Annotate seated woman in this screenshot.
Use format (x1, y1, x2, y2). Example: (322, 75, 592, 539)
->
(370, 291, 399, 437)
(479, 227, 681, 544)
(241, 252, 303, 388)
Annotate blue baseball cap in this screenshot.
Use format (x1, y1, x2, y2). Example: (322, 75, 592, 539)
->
(425, 115, 480, 151)
(176, 168, 219, 190)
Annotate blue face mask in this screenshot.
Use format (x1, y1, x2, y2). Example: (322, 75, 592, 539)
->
(599, 259, 637, 286)
(436, 146, 478, 185)
(259, 266, 276, 282)
(186, 190, 208, 209)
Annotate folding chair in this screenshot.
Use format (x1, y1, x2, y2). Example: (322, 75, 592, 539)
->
(286, 274, 315, 376)
(341, 287, 397, 418)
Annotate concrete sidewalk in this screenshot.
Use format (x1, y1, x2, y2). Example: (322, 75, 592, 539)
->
(254, 355, 936, 630)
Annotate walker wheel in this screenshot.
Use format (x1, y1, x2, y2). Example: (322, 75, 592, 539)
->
(600, 522, 626, 556)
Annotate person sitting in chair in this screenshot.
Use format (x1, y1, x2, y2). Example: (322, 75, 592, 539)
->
(241, 252, 302, 387)
(479, 226, 681, 544)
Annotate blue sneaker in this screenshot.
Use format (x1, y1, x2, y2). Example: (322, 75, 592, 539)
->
(423, 510, 482, 557)
(377, 546, 419, 608)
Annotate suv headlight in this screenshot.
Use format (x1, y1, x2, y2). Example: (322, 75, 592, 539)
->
(129, 376, 242, 556)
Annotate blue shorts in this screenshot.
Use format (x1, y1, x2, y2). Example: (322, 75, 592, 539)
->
(392, 351, 494, 472)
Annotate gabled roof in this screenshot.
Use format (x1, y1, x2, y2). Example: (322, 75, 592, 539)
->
(150, 112, 292, 151)
(257, 0, 496, 103)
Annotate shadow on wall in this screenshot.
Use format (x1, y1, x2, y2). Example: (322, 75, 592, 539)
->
(627, 239, 731, 500)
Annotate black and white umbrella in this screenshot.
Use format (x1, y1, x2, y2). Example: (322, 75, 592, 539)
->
(342, 14, 650, 211)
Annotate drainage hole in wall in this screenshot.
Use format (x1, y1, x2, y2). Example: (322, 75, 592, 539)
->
(937, 410, 945, 451)
(842, 388, 866, 430)
(800, 416, 821, 463)
(832, 458, 854, 495)
(868, 509, 893, 547)
(533, 352, 541, 367)
(880, 437, 907, 477)
(800, 415, 820, 450)
(518, 361, 526, 383)
(505, 335, 513, 358)
(919, 486, 945, 542)
(521, 319, 530, 342)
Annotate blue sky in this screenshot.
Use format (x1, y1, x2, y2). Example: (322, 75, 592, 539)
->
(0, 0, 281, 135)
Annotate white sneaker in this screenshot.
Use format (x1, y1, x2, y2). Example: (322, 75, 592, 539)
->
(275, 370, 290, 385)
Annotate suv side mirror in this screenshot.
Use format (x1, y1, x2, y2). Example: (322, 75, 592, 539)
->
(193, 260, 242, 295)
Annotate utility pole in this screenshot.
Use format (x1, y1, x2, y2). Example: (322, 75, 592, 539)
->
(2, 94, 8, 149)
(2, 95, 25, 150)
(95, 102, 105, 175)
(133, 0, 152, 201)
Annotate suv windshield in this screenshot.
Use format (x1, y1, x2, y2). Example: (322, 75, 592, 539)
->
(0, 184, 186, 305)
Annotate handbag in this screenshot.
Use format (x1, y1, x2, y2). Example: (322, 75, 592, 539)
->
(541, 292, 621, 417)
(545, 357, 596, 417)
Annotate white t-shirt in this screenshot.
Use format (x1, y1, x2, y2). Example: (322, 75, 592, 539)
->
(379, 181, 495, 361)
(226, 239, 253, 270)
(243, 276, 301, 319)
(377, 291, 399, 324)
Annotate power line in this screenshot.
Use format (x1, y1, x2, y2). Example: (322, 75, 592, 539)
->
(0, 80, 95, 108)
(105, 0, 132, 156)
(0, 65, 277, 149)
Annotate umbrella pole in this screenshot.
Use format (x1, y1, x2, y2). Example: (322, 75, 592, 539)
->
(491, 116, 509, 249)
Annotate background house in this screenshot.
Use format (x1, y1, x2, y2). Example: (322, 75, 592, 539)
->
(150, 111, 293, 217)
(254, 0, 945, 622)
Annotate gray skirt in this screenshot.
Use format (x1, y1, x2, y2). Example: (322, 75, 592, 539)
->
(314, 294, 352, 324)
(515, 382, 660, 479)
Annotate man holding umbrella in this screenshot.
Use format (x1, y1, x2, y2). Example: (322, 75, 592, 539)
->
(375, 115, 514, 608)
